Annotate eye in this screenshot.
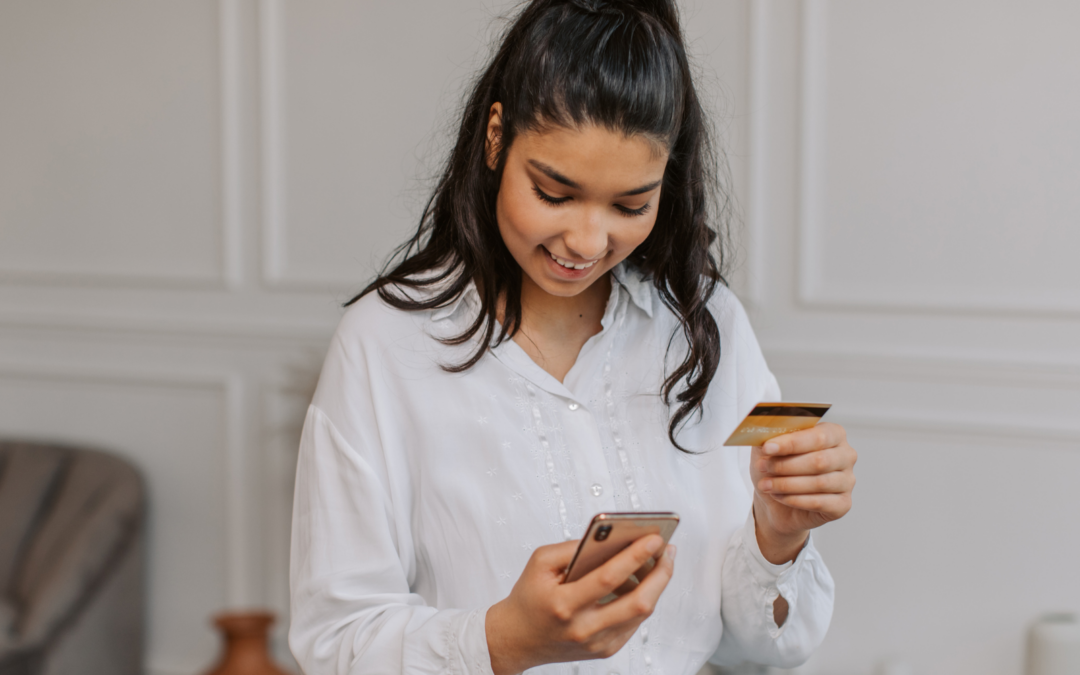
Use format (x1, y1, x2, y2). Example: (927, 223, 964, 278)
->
(532, 185, 571, 206)
(615, 203, 652, 218)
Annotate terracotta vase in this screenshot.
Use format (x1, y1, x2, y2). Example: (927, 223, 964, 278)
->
(202, 611, 292, 675)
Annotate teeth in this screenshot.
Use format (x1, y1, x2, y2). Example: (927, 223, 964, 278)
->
(549, 251, 599, 270)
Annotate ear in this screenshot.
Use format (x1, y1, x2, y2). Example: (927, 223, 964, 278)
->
(485, 102, 503, 171)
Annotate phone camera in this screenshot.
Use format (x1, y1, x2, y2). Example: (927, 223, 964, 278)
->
(595, 525, 612, 541)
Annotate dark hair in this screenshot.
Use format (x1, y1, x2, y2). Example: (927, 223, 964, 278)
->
(349, 0, 731, 452)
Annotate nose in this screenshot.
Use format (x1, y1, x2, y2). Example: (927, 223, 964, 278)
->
(562, 208, 609, 261)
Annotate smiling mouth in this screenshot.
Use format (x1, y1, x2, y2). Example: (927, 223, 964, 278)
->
(547, 249, 600, 270)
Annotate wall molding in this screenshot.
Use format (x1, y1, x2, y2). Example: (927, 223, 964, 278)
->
(259, 0, 351, 291)
(764, 348, 1080, 447)
(259, 0, 289, 289)
(220, 0, 246, 290)
(0, 308, 337, 345)
(743, 0, 771, 309)
(0, 0, 241, 291)
(764, 348, 1080, 390)
(837, 412, 1080, 447)
(793, 0, 1080, 318)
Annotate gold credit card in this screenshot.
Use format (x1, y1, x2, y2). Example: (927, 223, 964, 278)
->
(723, 402, 832, 447)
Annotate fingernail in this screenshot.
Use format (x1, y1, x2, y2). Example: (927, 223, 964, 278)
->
(759, 479, 773, 492)
(667, 545, 677, 562)
(764, 442, 780, 455)
(759, 460, 771, 474)
(645, 536, 663, 554)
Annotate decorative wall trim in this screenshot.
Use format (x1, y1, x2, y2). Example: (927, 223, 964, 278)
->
(764, 348, 1080, 390)
(743, 0, 771, 309)
(838, 412, 1080, 446)
(765, 348, 1080, 446)
(221, 0, 246, 290)
(0, 0, 239, 291)
(795, 0, 829, 311)
(793, 1, 1080, 318)
(254, 0, 393, 291)
(259, 0, 289, 288)
(259, 0, 350, 290)
(0, 309, 337, 345)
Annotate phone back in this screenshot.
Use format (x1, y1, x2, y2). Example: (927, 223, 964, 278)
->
(564, 513, 679, 584)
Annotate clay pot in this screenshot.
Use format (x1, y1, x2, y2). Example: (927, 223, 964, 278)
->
(202, 611, 292, 675)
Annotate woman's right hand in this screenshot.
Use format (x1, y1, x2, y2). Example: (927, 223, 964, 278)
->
(485, 535, 676, 675)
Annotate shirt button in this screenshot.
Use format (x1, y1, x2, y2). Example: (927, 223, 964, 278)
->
(568, 402, 579, 411)
(590, 484, 603, 497)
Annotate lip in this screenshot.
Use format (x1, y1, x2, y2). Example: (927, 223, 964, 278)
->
(542, 246, 601, 280)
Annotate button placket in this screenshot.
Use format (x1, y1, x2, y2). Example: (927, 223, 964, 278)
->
(561, 399, 616, 516)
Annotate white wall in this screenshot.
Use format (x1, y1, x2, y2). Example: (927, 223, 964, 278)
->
(739, 2, 1080, 674)
(0, 2, 1076, 675)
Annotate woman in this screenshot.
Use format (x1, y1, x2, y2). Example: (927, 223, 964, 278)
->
(289, 1, 857, 673)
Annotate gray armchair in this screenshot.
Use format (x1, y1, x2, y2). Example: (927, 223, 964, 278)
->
(0, 441, 145, 675)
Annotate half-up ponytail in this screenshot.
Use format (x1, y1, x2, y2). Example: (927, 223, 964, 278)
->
(351, 0, 730, 453)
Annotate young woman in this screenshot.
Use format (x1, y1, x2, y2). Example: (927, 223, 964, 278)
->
(289, 1, 857, 674)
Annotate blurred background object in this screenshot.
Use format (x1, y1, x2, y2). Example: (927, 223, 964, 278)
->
(0, 1, 1077, 673)
(0, 441, 144, 675)
(200, 612, 290, 675)
(1025, 613, 1080, 675)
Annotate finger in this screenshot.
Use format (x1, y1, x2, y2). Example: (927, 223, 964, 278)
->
(762, 422, 846, 457)
(769, 492, 853, 518)
(593, 544, 675, 627)
(758, 471, 854, 496)
(758, 444, 854, 477)
(534, 539, 584, 577)
(573, 534, 665, 606)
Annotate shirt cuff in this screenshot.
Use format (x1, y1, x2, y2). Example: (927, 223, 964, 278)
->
(451, 607, 495, 675)
(738, 509, 816, 638)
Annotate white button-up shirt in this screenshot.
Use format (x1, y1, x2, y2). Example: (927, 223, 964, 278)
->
(289, 264, 834, 675)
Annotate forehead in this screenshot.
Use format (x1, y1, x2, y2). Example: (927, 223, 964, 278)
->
(511, 124, 669, 188)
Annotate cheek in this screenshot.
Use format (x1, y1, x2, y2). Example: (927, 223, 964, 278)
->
(497, 182, 554, 246)
(616, 216, 657, 252)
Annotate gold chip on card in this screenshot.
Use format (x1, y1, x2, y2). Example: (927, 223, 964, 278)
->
(723, 402, 832, 447)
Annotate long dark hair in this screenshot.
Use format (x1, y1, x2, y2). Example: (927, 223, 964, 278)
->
(349, 0, 731, 452)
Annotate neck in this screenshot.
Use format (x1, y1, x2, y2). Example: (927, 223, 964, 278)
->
(498, 270, 612, 383)
(518, 271, 611, 335)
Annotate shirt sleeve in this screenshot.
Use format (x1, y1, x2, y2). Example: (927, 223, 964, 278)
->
(707, 290, 836, 668)
(289, 333, 496, 675)
(709, 508, 835, 669)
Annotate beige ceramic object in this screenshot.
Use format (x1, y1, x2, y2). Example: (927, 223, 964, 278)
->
(202, 612, 292, 675)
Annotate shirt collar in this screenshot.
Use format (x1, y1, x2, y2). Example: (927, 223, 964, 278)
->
(430, 282, 478, 322)
(610, 262, 654, 318)
(429, 262, 653, 323)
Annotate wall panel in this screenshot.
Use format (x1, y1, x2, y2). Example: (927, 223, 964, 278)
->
(0, 0, 227, 286)
(261, 0, 508, 289)
(747, 1, 1080, 673)
(809, 428, 1080, 675)
(797, 0, 1080, 315)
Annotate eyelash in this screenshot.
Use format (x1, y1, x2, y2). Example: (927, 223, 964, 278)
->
(532, 185, 651, 218)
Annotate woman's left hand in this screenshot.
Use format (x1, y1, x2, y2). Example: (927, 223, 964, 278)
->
(750, 422, 857, 564)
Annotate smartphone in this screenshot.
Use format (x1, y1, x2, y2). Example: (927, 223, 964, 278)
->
(563, 512, 679, 600)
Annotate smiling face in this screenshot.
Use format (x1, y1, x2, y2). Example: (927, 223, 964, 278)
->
(488, 106, 669, 301)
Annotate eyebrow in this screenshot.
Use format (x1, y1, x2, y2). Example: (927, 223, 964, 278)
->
(528, 160, 662, 198)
